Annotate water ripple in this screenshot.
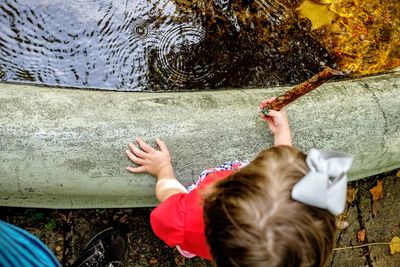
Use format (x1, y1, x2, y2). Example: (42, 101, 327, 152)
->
(0, 0, 339, 91)
(156, 24, 211, 87)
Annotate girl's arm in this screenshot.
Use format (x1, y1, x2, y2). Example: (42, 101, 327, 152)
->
(259, 98, 293, 146)
(126, 138, 187, 202)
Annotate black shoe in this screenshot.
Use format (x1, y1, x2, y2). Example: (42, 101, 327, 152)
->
(72, 227, 127, 267)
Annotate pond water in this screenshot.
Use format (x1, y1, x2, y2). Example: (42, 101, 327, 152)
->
(0, 0, 398, 91)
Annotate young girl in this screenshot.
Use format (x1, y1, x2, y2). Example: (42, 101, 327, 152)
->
(126, 98, 352, 266)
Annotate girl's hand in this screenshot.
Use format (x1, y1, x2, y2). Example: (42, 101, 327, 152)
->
(126, 138, 173, 178)
(259, 98, 292, 146)
(126, 138, 186, 202)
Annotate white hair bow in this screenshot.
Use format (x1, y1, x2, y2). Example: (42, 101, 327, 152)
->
(291, 149, 353, 215)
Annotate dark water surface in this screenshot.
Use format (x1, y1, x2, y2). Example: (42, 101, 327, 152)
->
(0, 0, 354, 91)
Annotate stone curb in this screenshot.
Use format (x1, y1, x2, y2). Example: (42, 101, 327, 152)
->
(0, 72, 399, 208)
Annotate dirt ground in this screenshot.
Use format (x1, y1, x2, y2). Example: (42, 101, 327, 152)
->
(1, 170, 399, 267)
(0, 207, 211, 267)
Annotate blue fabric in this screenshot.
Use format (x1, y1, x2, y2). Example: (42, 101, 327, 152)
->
(0, 220, 60, 267)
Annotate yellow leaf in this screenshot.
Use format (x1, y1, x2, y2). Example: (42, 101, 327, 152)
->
(297, 0, 334, 30)
(389, 236, 400, 255)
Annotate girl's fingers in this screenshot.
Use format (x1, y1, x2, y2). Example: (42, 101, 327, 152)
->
(126, 165, 146, 173)
(135, 138, 154, 153)
(260, 97, 276, 105)
(259, 113, 269, 122)
(265, 117, 274, 124)
(128, 143, 147, 158)
(126, 150, 145, 165)
(259, 100, 269, 108)
(155, 138, 168, 152)
(266, 110, 280, 117)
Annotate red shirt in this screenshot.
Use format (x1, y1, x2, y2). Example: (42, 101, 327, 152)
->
(150, 170, 233, 260)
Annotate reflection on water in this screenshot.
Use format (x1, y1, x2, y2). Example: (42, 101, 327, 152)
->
(0, 0, 398, 91)
(306, 0, 399, 75)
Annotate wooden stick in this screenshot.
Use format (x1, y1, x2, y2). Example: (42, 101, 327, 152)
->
(261, 67, 343, 114)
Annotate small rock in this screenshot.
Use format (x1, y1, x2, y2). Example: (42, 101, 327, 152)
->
(149, 257, 158, 265)
(119, 214, 128, 224)
(175, 255, 185, 266)
(336, 214, 349, 230)
(336, 220, 350, 230)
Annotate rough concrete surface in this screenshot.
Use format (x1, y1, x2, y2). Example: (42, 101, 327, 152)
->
(0, 72, 400, 208)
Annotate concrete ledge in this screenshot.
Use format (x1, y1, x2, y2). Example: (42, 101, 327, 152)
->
(0, 72, 399, 208)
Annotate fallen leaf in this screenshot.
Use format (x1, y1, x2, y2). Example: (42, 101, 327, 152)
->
(55, 213, 69, 223)
(357, 229, 366, 243)
(346, 186, 358, 204)
(371, 199, 380, 217)
(369, 180, 383, 217)
(369, 180, 383, 201)
(297, 0, 334, 30)
(396, 170, 400, 178)
(389, 236, 400, 255)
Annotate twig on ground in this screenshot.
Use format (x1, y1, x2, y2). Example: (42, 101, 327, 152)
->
(333, 242, 390, 251)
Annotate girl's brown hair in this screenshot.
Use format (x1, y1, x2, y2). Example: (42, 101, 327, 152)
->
(203, 146, 336, 267)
